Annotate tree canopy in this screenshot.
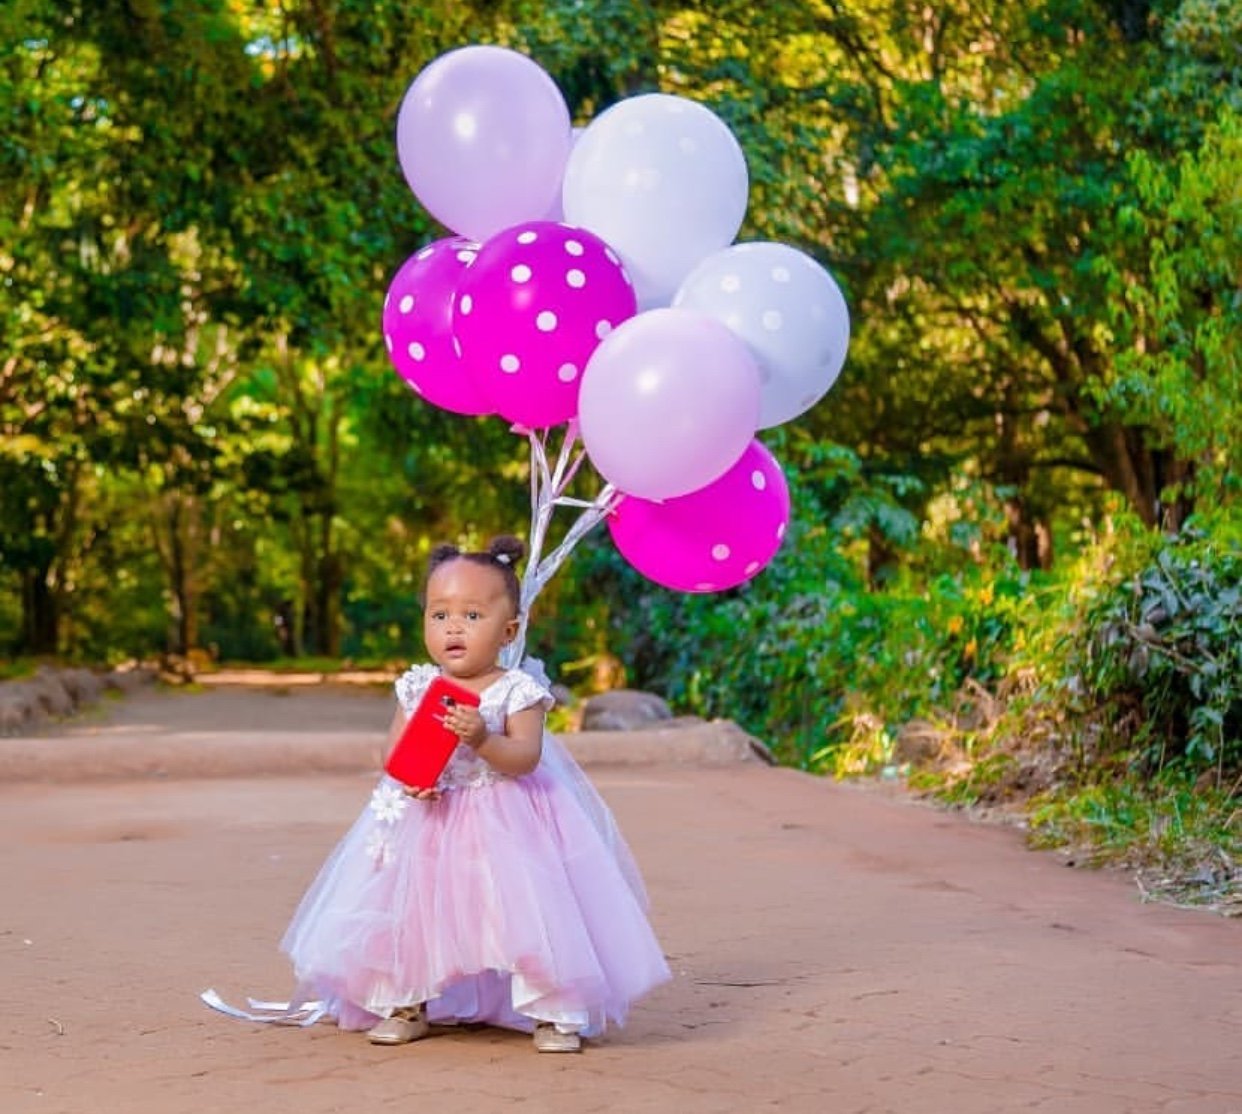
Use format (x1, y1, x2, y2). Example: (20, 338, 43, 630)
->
(1, 0, 1237, 666)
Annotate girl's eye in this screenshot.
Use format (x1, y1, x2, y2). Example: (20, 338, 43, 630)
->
(431, 611, 447, 620)
(466, 610, 481, 621)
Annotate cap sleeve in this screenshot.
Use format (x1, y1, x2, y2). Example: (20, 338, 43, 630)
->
(394, 663, 439, 716)
(504, 670, 554, 717)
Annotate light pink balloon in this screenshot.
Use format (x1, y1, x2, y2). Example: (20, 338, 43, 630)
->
(396, 47, 572, 242)
(382, 238, 494, 416)
(579, 308, 761, 499)
(454, 221, 637, 429)
(607, 441, 790, 593)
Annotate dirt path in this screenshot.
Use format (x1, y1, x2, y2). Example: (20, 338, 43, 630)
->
(2, 684, 1239, 1113)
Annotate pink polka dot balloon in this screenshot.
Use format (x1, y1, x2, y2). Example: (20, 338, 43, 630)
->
(607, 440, 791, 593)
(453, 220, 638, 428)
(382, 237, 494, 416)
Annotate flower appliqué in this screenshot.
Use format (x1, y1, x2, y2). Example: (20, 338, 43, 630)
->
(369, 782, 409, 825)
(365, 828, 395, 869)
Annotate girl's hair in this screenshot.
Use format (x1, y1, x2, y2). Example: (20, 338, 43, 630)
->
(425, 535, 525, 615)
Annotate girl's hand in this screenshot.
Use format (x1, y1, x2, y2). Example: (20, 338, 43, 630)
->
(403, 786, 441, 801)
(443, 702, 488, 748)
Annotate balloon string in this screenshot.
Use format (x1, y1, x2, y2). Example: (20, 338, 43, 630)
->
(549, 422, 578, 491)
(503, 428, 616, 668)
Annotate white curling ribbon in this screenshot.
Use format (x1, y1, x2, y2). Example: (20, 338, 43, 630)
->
(501, 427, 619, 670)
(200, 988, 326, 1027)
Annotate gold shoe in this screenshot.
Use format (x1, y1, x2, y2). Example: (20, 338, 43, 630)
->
(367, 1005, 429, 1045)
(532, 1023, 582, 1053)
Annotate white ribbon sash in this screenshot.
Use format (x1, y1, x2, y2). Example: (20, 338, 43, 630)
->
(200, 988, 326, 1027)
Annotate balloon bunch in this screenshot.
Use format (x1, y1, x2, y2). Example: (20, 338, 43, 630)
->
(384, 45, 850, 651)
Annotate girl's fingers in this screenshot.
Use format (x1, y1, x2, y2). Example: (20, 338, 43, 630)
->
(446, 709, 483, 742)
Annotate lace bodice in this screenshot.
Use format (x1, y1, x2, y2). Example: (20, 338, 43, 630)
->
(392, 664, 554, 790)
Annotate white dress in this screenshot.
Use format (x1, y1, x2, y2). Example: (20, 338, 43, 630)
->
(278, 664, 671, 1036)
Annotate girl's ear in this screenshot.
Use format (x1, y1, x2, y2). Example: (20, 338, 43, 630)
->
(503, 617, 520, 643)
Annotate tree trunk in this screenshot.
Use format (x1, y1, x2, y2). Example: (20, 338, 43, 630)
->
(297, 516, 318, 656)
(994, 401, 1054, 569)
(1083, 421, 1196, 531)
(152, 492, 201, 655)
(274, 598, 298, 657)
(317, 548, 343, 657)
(167, 496, 200, 654)
(300, 512, 342, 657)
(20, 566, 58, 655)
(1003, 494, 1053, 570)
(866, 524, 899, 590)
(1015, 304, 1196, 533)
(1153, 450, 1196, 533)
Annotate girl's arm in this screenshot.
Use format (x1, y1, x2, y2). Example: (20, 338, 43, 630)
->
(444, 702, 544, 777)
(384, 706, 407, 756)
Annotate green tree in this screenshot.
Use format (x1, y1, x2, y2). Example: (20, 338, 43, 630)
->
(1097, 106, 1242, 513)
(831, 0, 1241, 558)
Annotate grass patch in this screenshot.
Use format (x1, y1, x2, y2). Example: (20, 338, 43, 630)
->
(1026, 774, 1240, 914)
(0, 658, 40, 681)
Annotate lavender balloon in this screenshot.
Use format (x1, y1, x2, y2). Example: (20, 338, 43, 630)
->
(396, 47, 572, 242)
(578, 308, 761, 500)
(454, 221, 638, 429)
(382, 238, 493, 416)
(608, 440, 790, 592)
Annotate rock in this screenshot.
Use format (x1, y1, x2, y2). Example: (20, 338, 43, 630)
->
(159, 654, 196, 683)
(103, 665, 159, 692)
(0, 690, 38, 736)
(0, 665, 144, 735)
(58, 668, 104, 707)
(580, 689, 673, 731)
(28, 668, 75, 717)
(566, 718, 762, 766)
(661, 715, 708, 730)
(894, 719, 948, 766)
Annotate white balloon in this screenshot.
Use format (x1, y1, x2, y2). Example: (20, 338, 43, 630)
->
(562, 94, 749, 309)
(674, 242, 850, 427)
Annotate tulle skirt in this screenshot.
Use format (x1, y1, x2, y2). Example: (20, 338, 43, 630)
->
(281, 735, 670, 1037)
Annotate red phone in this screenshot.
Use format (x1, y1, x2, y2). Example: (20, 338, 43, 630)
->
(385, 676, 481, 790)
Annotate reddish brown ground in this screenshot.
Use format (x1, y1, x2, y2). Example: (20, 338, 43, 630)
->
(2, 683, 1239, 1114)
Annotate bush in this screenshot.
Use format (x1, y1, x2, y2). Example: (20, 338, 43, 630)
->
(1074, 527, 1242, 779)
(581, 476, 1031, 771)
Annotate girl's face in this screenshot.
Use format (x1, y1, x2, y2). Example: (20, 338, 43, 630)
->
(423, 559, 518, 682)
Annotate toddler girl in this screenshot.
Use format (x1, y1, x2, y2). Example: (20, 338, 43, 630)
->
(277, 535, 669, 1052)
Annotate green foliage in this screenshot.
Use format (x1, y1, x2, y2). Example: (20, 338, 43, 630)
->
(585, 458, 1032, 770)
(1029, 771, 1238, 866)
(1075, 528, 1242, 774)
(5, 0, 1240, 667)
(1094, 105, 1242, 508)
(859, 507, 1242, 907)
(0, 657, 36, 681)
(1027, 771, 1239, 912)
(583, 454, 1239, 904)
